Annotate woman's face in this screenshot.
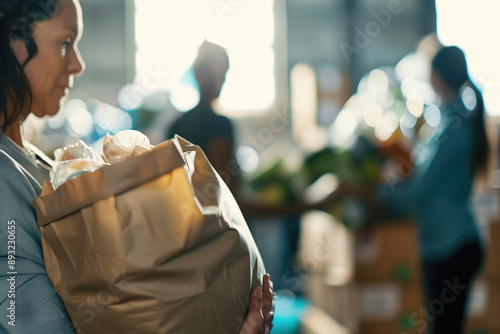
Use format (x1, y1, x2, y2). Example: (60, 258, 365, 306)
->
(12, 0, 85, 118)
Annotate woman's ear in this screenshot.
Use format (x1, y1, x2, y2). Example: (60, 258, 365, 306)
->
(9, 38, 28, 64)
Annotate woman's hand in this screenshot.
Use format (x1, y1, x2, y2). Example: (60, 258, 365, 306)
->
(240, 274, 275, 334)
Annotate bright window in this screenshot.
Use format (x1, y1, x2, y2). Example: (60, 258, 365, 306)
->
(436, 0, 500, 116)
(134, 0, 276, 115)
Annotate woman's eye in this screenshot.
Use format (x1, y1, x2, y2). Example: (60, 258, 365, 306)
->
(62, 40, 72, 50)
(61, 39, 72, 56)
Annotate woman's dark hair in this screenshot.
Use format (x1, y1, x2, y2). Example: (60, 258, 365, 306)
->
(0, 0, 61, 132)
(432, 46, 490, 177)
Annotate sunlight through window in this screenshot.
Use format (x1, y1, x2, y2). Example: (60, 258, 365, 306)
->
(436, 0, 500, 116)
(135, 0, 276, 115)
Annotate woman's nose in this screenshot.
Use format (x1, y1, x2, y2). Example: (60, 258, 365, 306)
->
(69, 47, 86, 76)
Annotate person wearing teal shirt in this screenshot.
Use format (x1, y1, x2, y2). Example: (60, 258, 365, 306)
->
(0, 1, 273, 333)
(340, 46, 488, 334)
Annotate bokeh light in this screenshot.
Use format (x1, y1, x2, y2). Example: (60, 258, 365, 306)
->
(368, 69, 389, 95)
(236, 145, 260, 173)
(64, 99, 94, 137)
(170, 85, 200, 112)
(329, 110, 358, 148)
(423, 105, 442, 128)
(117, 84, 147, 111)
(461, 86, 478, 112)
(374, 111, 399, 142)
(406, 94, 425, 118)
(363, 104, 384, 128)
(94, 102, 133, 135)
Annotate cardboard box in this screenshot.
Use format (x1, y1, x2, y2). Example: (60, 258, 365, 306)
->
(355, 221, 420, 282)
(481, 222, 500, 279)
(465, 280, 500, 334)
(298, 211, 354, 279)
(304, 273, 360, 332)
(300, 305, 352, 334)
(358, 279, 500, 334)
(358, 280, 425, 334)
(353, 217, 500, 334)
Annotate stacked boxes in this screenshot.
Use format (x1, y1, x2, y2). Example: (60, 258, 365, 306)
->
(300, 211, 359, 332)
(355, 220, 500, 334)
(354, 221, 426, 334)
(300, 213, 500, 333)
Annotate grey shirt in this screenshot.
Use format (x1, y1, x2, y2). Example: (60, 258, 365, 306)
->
(0, 134, 75, 333)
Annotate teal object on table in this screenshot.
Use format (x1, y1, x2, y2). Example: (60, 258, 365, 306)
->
(272, 295, 311, 334)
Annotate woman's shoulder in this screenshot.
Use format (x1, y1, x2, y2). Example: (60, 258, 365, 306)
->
(0, 148, 26, 174)
(0, 149, 39, 200)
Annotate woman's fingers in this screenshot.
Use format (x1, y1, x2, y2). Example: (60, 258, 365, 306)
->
(262, 274, 274, 334)
(239, 274, 275, 334)
(240, 287, 264, 334)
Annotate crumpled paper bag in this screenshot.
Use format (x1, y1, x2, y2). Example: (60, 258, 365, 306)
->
(32, 136, 266, 334)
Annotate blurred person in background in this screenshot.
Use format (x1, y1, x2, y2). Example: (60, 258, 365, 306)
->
(167, 41, 340, 294)
(168, 41, 333, 215)
(0, 1, 273, 332)
(337, 46, 488, 334)
(168, 41, 237, 189)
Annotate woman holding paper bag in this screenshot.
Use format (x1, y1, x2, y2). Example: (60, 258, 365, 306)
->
(0, 0, 273, 333)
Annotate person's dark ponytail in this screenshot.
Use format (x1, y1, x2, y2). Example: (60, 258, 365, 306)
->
(432, 46, 490, 178)
(469, 83, 489, 177)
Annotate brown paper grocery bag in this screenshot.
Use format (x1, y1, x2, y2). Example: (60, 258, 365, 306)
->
(32, 136, 266, 334)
